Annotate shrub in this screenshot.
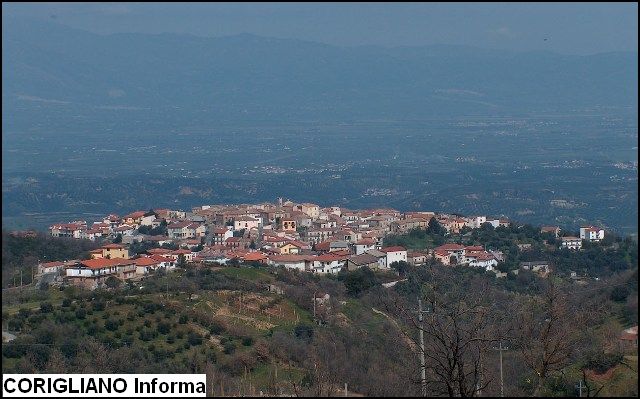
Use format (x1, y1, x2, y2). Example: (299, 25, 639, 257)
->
(105, 319, 119, 331)
(40, 302, 54, 313)
(209, 320, 226, 335)
(223, 341, 236, 355)
(75, 308, 87, 320)
(294, 324, 314, 341)
(242, 337, 254, 347)
(178, 314, 188, 324)
(157, 322, 171, 335)
(610, 286, 630, 303)
(187, 332, 203, 346)
(583, 352, 623, 374)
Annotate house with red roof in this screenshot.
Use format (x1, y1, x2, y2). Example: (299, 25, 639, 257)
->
(167, 221, 206, 239)
(242, 252, 268, 264)
(123, 211, 147, 225)
(37, 261, 66, 275)
(225, 236, 252, 250)
(580, 226, 605, 241)
(49, 222, 86, 239)
(233, 216, 261, 231)
(433, 243, 466, 264)
(134, 257, 161, 275)
(169, 249, 195, 262)
(407, 251, 428, 266)
(65, 258, 136, 289)
(619, 326, 638, 352)
(311, 253, 348, 274)
(267, 254, 313, 271)
(381, 246, 408, 268)
(355, 238, 377, 255)
(91, 243, 130, 260)
(212, 227, 233, 245)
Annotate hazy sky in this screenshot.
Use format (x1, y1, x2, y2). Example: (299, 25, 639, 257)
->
(4, 2, 638, 55)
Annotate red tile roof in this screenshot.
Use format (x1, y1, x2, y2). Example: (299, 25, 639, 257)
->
(134, 257, 160, 266)
(79, 258, 132, 269)
(381, 246, 406, 253)
(102, 244, 124, 249)
(41, 261, 65, 267)
(435, 243, 466, 251)
(243, 252, 268, 261)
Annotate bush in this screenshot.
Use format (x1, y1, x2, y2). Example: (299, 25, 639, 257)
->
(294, 324, 314, 341)
(61, 298, 72, 308)
(75, 308, 87, 320)
(39, 302, 54, 313)
(583, 352, 623, 374)
(209, 320, 226, 335)
(242, 336, 254, 347)
(187, 332, 203, 346)
(157, 322, 171, 335)
(343, 267, 378, 297)
(105, 319, 120, 331)
(178, 314, 188, 324)
(139, 329, 157, 342)
(223, 341, 236, 355)
(610, 286, 630, 303)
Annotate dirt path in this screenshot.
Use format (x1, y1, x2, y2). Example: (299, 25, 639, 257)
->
(371, 307, 417, 350)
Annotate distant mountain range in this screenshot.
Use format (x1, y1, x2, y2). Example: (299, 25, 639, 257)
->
(3, 16, 637, 124)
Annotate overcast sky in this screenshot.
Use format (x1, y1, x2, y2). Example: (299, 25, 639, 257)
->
(4, 2, 638, 55)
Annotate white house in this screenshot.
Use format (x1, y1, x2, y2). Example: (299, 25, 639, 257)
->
(311, 254, 346, 274)
(168, 222, 206, 239)
(468, 215, 487, 229)
(37, 261, 66, 275)
(233, 216, 261, 231)
(365, 249, 388, 269)
(140, 214, 157, 226)
(354, 238, 377, 255)
(466, 252, 498, 271)
(580, 226, 605, 242)
(381, 246, 408, 268)
(267, 254, 311, 271)
(560, 236, 582, 250)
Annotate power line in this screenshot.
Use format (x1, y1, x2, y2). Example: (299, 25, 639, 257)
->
(492, 341, 509, 397)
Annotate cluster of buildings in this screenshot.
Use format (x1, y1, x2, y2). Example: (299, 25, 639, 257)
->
(42, 199, 605, 290)
(541, 225, 606, 251)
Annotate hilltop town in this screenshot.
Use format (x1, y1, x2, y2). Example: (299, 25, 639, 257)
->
(41, 199, 608, 290)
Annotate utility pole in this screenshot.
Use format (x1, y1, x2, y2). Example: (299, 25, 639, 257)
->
(20, 269, 23, 287)
(417, 298, 428, 397)
(313, 290, 317, 322)
(344, 383, 348, 397)
(576, 380, 585, 398)
(493, 341, 509, 397)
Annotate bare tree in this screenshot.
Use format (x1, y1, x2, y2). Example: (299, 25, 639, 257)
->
(515, 281, 579, 396)
(385, 276, 503, 397)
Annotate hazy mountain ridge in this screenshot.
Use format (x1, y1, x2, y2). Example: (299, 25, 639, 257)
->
(3, 17, 637, 123)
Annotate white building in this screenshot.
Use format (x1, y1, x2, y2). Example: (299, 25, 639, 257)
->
(233, 216, 261, 231)
(580, 226, 605, 242)
(311, 254, 346, 274)
(354, 238, 376, 255)
(468, 215, 487, 229)
(560, 236, 582, 250)
(381, 246, 408, 268)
